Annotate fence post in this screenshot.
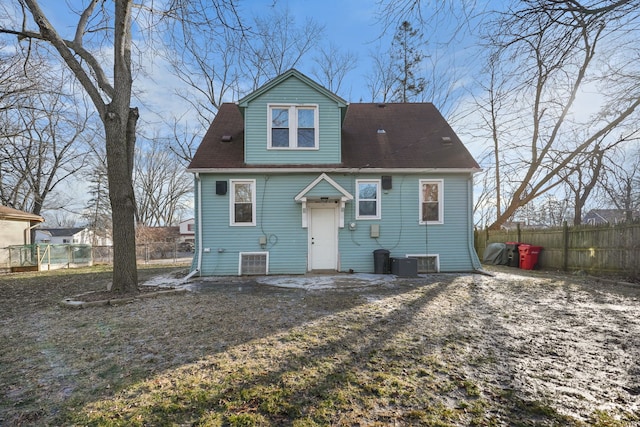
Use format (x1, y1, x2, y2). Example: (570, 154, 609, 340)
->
(562, 221, 569, 271)
(174, 241, 178, 263)
(517, 223, 521, 243)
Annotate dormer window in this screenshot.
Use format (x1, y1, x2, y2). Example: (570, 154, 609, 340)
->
(268, 104, 318, 149)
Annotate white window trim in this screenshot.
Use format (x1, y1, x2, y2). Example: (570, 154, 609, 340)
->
(356, 179, 381, 220)
(230, 179, 256, 226)
(267, 104, 319, 150)
(418, 179, 444, 225)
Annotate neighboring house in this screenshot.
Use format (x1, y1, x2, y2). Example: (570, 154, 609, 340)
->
(583, 209, 639, 225)
(36, 227, 95, 245)
(187, 69, 481, 276)
(0, 206, 44, 247)
(179, 218, 195, 244)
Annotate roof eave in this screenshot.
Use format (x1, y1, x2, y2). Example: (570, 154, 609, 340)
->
(0, 213, 44, 222)
(187, 167, 483, 174)
(236, 69, 348, 108)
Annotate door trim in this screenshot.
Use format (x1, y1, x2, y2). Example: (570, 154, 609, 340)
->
(307, 203, 339, 271)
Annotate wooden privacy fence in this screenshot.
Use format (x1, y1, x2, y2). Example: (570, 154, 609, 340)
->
(475, 222, 640, 278)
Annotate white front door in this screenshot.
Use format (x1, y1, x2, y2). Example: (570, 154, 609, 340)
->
(309, 206, 338, 270)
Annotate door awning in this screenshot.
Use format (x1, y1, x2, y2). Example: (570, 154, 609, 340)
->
(294, 173, 353, 228)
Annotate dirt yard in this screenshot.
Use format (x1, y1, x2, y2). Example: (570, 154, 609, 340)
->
(0, 265, 638, 425)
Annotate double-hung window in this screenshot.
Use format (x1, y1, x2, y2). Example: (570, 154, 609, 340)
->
(230, 179, 256, 226)
(419, 180, 443, 224)
(356, 179, 381, 219)
(269, 104, 318, 149)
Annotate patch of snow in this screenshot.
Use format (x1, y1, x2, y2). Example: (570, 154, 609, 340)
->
(256, 273, 398, 289)
(141, 273, 185, 288)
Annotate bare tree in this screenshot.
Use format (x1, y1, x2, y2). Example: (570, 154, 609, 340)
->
(311, 42, 358, 96)
(2, 0, 247, 292)
(365, 21, 428, 103)
(1, 0, 141, 293)
(133, 139, 192, 227)
(478, 1, 640, 229)
(559, 131, 636, 225)
(242, 7, 325, 91)
(166, 116, 202, 167)
(465, 59, 516, 224)
(599, 144, 640, 222)
(366, 47, 397, 102)
(375, 1, 640, 229)
(159, 4, 324, 167)
(45, 211, 80, 228)
(562, 146, 605, 225)
(162, 6, 244, 127)
(0, 41, 39, 117)
(0, 77, 91, 218)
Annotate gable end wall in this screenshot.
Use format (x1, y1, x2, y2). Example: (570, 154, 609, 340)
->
(243, 77, 342, 165)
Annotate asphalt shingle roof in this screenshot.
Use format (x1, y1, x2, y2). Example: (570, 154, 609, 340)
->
(0, 206, 44, 222)
(188, 102, 480, 171)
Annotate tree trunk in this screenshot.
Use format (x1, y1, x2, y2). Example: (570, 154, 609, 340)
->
(573, 198, 583, 226)
(105, 0, 138, 294)
(3, 0, 140, 293)
(104, 104, 138, 293)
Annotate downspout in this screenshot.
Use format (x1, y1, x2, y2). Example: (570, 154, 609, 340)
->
(24, 222, 41, 245)
(468, 174, 482, 271)
(184, 172, 203, 281)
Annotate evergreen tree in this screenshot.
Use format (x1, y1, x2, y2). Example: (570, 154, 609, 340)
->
(83, 150, 112, 246)
(391, 21, 426, 102)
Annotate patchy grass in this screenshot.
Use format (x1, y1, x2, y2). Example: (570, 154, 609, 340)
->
(1, 266, 639, 425)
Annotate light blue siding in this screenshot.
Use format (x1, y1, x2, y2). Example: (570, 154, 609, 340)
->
(198, 174, 308, 275)
(243, 76, 342, 165)
(195, 172, 479, 275)
(338, 173, 477, 273)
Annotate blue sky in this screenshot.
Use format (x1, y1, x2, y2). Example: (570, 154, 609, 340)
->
(33, 0, 477, 116)
(4, 0, 488, 222)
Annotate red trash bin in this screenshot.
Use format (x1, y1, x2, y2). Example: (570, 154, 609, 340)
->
(519, 244, 543, 270)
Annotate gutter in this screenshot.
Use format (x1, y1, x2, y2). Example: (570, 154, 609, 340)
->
(24, 222, 42, 245)
(187, 167, 483, 174)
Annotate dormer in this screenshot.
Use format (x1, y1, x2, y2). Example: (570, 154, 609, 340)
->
(236, 69, 348, 165)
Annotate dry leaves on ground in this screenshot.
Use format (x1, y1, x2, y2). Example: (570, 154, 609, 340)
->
(0, 265, 639, 426)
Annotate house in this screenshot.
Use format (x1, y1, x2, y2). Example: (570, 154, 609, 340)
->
(35, 227, 111, 245)
(179, 218, 195, 244)
(187, 69, 481, 276)
(0, 206, 44, 247)
(582, 209, 639, 225)
(0, 206, 44, 271)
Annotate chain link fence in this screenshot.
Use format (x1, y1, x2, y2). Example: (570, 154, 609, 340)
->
(1, 242, 193, 273)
